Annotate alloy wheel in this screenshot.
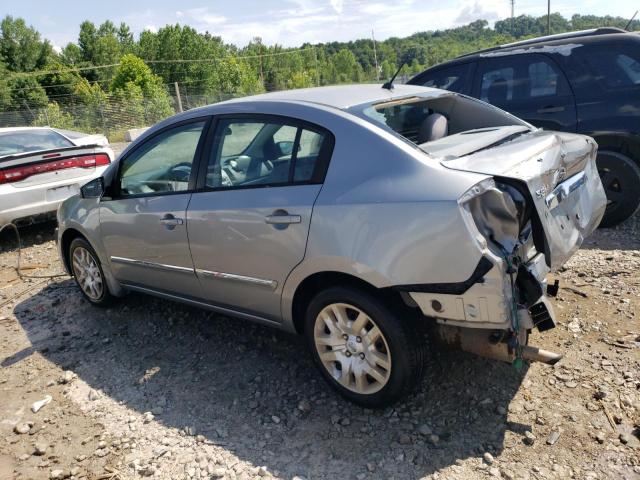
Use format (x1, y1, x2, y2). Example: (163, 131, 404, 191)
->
(313, 302, 392, 395)
(72, 246, 104, 300)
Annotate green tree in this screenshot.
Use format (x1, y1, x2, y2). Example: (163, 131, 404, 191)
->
(0, 16, 54, 72)
(110, 54, 173, 123)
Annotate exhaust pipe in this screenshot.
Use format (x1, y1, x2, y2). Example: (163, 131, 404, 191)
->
(520, 345, 563, 365)
(435, 325, 562, 365)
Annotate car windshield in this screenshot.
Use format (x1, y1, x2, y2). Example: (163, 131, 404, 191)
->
(0, 129, 74, 157)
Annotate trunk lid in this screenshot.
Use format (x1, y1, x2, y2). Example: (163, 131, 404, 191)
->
(441, 128, 607, 270)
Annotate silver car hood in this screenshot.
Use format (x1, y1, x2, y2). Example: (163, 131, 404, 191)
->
(442, 128, 607, 270)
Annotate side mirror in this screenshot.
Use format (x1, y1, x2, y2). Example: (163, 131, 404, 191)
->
(80, 177, 104, 199)
(275, 141, 296, 157)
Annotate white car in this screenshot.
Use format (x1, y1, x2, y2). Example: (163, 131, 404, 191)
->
(0, 127, 114, 226)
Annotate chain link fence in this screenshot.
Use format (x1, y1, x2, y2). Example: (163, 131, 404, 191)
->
(0, 90, 241, 141)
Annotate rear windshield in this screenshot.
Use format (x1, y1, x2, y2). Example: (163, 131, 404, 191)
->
(0, 129, 73, 157)
(349, 93, 529, 151)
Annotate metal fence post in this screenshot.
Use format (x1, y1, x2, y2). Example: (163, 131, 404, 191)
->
(174, 82, 183, 113)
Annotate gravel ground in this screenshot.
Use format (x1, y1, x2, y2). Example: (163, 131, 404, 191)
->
(0, 211, 639, 480)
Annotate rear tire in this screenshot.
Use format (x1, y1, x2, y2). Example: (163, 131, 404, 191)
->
(69, 237, 113, 307)
(304, 286, 426, 408)
(597, 150, 640, 228)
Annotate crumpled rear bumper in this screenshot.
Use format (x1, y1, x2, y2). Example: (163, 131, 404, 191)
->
(407, 251, 556, 331)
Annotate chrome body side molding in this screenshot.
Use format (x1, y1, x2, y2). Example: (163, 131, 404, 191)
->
(195, 269, 278, 290)
(110, 256, 195, 274)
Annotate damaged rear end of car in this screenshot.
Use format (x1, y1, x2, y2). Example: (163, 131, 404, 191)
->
(423, 130, 605, 365)
(353, 91, 607, 366)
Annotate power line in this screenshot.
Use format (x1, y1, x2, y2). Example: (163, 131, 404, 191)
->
(5, 47, 318, 80)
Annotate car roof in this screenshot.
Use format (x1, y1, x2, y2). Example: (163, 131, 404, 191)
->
(220, 84, 442, 110)
(417, 28, 638, 70)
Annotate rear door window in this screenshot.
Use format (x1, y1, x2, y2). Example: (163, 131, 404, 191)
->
(205, 117, 331, 189)
(411, 63, 474, 94)
(476, 54, 570, 104)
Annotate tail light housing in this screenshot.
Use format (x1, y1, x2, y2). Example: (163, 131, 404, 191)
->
(459, 178, 530, 254)
(0, 153, 110, 185)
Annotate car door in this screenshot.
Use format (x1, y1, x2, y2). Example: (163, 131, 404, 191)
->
(99, 118, 209, 296)
(473, 53, 577, 132)
(565, 40, 640, 136)
(187, 115, 334, 321)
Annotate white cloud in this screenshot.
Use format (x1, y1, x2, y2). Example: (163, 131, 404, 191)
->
(144, 25, 158, 33)
(330, 0, 344, 14)
(180, 7, 227, 26)
(455, 0, 508, 24)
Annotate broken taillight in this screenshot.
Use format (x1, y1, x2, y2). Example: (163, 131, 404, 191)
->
(0, 153, 110, 185)
(458, 178, 526, 254)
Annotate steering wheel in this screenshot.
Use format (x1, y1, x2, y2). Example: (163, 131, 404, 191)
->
(167, 162, 192, 182)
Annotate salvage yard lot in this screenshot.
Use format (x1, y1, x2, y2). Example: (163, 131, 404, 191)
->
(0, 216, 639, 479)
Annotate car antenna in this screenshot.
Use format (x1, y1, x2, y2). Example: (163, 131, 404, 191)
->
(624, 10, 638, 30)
(382, 62, 406, 90)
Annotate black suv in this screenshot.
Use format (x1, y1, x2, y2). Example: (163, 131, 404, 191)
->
(408, 28, 640, 227)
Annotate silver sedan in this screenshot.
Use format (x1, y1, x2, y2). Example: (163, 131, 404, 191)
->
(57, 84, 606, 407)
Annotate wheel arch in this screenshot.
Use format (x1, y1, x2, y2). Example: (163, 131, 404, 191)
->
(590, 132, 640, 164)
(288, 270, 415, 335)
(59, 225, 126, 297)
(60, 227, 88, 274)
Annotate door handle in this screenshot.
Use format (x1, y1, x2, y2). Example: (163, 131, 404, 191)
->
(265, 210, 302, 225)
(537, 106, 565, 114)
(265, 214, 301, 225)
(160, 214, 184, 229)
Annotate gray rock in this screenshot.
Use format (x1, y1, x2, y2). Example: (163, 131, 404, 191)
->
(139, 466, 156, 477)
(34, 442, 48, 456)
(49, 470, 69, 480)
(88, 389, 101, 401)
(483, 452, 495, 465)
(523, 431, 536, 446)
(59, 371, 75, 384)
(596, 431, 606, 443)
(429, 434, 440, 445)
(489, 467, 501, 477)
(14, 423, 31, 434)
(547, 430, 561, 445)
(297, 400, 311, 413)
(210, 467, 227, 478)
(398, 433, 411, 445)
(418, 424, 432, 436)
(619, 433, 631, 444)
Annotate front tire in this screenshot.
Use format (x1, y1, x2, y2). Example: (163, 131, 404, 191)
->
(69, 237, 112, 307)
(304, 286, 425, 408)
(597, 150, 640, 228)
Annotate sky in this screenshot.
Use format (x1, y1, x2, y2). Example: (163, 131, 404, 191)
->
(4, 0, 639, 50)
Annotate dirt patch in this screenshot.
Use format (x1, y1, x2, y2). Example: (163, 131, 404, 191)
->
(1, 215, 638, 479)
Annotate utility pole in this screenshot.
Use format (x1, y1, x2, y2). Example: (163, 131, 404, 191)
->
(313, 47, 320, 86)
(174, 82, 183, 113)
(510, 0, 515, 35)
(547, 0, 551, 35)
(372, 29, 380, 81)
